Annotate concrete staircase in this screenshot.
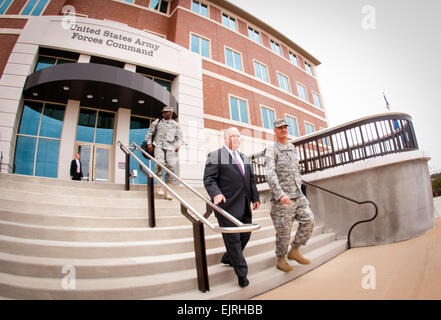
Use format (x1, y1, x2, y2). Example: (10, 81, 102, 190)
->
(0, 173, 347, 299)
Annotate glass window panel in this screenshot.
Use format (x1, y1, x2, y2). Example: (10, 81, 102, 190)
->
(233, 52, 241, 71)
(200, 4, 208, 17)
(254, 61, 261, 79)
(261, 108, 269, 129)
(225, 48, 233, 67)
(0, 0, 13, 15)
(230, 17, 236, 31)
(13, 136, 36, 175)
(313, 93, 322, 108)
(230, 97, 239, 121)
(150, 0, 160, 10)
(31, 0, 48, 15)
(94, 147, 109, 182)
(35, 56, 56, 71)
(192, 1, 199, 13)
(35, 138, 59, 178)
(222, 14, 229, 27)
(130, 116, 152, 185)
(248, 28, 254, 40)
(201, 38, 209, 57)
(159, 0, 168, 13)
(239, 100, 248, 123)
(154, 78, 171, 92)
(18, 101, 43, 136)
(261, 65, 268, 82)
(268, 109, 275, 129)
(21, 0, 38, 15)
(191, 34, 199, 54)
(56, 58, 75, 65)
(39, 104, 65, 138)
(95, 111, 114, 145)
(76, 108, 96, 143)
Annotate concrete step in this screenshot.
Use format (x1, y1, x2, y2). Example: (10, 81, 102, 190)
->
(0, 230, 334, 279)
(0, 239, 346, 299)
(0, 216, 273, 242)
(154, 240, 348, 300)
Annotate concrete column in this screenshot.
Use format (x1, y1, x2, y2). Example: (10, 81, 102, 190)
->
(78, 54, 91, 63)
(58, 100, 80, 180)
(114, 108, 131, 184)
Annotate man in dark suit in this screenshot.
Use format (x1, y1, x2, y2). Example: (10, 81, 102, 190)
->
(70, 152, 83, 181)
(203, 127, 260, 288)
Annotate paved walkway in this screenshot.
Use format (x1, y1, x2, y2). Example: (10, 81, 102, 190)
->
(253, 212, 441, 300)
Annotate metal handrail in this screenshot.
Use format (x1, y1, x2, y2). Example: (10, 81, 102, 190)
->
(118, 141, 260, 234)
(302, 181, 378, 249)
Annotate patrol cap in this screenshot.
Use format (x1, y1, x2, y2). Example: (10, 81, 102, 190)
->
(162, 106, 174, 112)
(273, 118, 289, 128)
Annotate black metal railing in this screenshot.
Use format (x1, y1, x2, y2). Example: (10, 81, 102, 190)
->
(118, 141, 260, 293)
(250, 113, 418, 248)
(251, 112, 419, 181)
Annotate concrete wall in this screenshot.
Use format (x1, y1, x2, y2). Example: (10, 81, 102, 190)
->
(301, 150, 435, 247)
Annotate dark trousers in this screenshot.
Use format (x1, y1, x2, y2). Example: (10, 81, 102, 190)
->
(215, 201, 252, 278)
(72, 173, 82, 181)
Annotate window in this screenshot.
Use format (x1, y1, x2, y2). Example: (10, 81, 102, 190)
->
(270, 40, 282, 56)
(225, 47, 242, 71)
(150, 0, 169, 14)
(248, 27, 261, 44)
(21, 0, 49, 16)
(124, 0, 134, 2)
(304, 62, 313, 75)
(192, 0, 208, 17)
(289, 51, 299, 67)
(0, 0, 12, 14)
(229, 96, 248, 123)
(285, 116, 299, 137)
(296, 83, 308, 101)
(13, 101, 65, 178)
(140, 73, 172, 92)
(253, 61, 269, 83)
(312, 92, 322, 109)
(305, 122, 315, 135)
(34, 55, 76, 72)
(222, 13, 237, 31)
(130, 115, 154, 185)
(261, 106, 275, 130)
(76, 109, 115, 145)
(277, 72, 290, 93)
(191, 33, 210, 58)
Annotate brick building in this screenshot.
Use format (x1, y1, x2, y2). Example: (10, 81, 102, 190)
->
(0, 0, 327, 185)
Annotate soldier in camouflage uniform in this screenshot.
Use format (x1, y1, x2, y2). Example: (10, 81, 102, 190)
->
(145, 106, 184, 200)
(264, 118, 315, 272)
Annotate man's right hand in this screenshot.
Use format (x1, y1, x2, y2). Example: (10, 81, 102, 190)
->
(279, 195, 291, 205)
(147, 144, 153, 153)
(213, 194, 226, 205)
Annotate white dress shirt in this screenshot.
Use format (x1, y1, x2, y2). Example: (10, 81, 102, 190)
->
(223, 145, 244, 174)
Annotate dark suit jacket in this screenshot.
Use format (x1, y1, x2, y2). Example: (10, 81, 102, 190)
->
(70, 159, 83, 180)
(203, 146, 259, 222)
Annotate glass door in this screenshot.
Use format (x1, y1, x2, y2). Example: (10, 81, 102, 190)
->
(76, 143, 111, 182)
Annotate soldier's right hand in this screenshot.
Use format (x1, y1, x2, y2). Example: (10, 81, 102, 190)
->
(280, 195, 291, 205)
(147, 144, 153, 153)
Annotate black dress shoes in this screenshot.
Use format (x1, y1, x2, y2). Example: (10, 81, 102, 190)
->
(238, 276, 249, 287)
(221, 257, 233, 267)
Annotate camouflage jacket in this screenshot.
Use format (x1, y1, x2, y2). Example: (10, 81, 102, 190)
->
(145, 118, 184, 151)
(264, 141, 303, 201)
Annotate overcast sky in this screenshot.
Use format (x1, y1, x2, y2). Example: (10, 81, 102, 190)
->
(233, 0, 441, 172)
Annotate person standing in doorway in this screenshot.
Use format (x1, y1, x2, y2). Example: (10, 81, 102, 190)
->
(70, 152, 83, 181)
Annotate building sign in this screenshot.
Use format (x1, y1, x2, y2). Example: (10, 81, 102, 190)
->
(70, 24, 161, 57)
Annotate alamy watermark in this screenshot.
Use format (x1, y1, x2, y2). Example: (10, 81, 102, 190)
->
(361, 265, 376, 290)
(61, 264, 76, 290)
(361, 5, 376, 30)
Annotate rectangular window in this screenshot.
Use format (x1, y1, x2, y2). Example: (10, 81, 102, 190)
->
(21, 0, 49, 16)
(305, 122, 315, 135)
(225, 47, 242, 71)
(248, 27, 261, 44)
(270, 40, 282, 56)
(253, 61, 269, 83)
(289, 51, 299, 67)
(14, 100, 65, 178)
(304, 62, 313, 75)
(277, 72, 290, 93)
(222, 13, 237, 31)
(296, 83, 308, 101)
(150, 0, 169, 14)
(285, 116, 299, 137)
(0, 0, 13, 14)
(261, 106, 275, 130)
(192, 0, 208, 17)
(229, 96, 248, 123)
(129, 115, 154, 185)
(34, 55, 76, 72)
(312, 92, 322, 109)
(191, 33, 210, 58)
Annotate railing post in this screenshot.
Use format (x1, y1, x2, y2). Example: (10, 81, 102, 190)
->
(193, 221, 210, 292)
(125, 152, 130, 191)
(147, 176, 156, 228)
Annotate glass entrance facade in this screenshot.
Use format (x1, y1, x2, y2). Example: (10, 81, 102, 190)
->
(13, 100, 65, 178)
(129, 115, 154, 184)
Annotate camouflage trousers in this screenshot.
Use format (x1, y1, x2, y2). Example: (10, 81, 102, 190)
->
(270, 194, 315, 257)
(154, 147, 179, 185)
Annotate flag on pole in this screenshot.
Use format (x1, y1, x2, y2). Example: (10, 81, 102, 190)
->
(383, 92, 391, 111)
